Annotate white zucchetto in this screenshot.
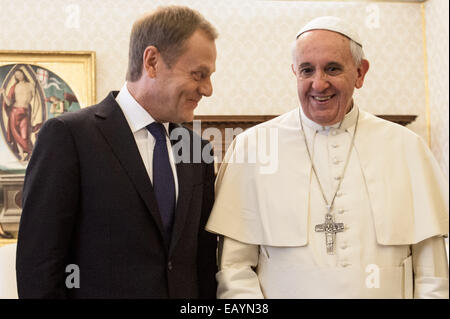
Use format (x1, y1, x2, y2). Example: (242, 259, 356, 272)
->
(296, 16, 362, 47)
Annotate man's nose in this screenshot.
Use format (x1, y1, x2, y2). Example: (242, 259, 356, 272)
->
(198, 77, 213, 97)
(311, 71, 330, 92)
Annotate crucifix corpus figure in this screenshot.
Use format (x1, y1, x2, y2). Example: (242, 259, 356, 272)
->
(315, 213, 345, 254)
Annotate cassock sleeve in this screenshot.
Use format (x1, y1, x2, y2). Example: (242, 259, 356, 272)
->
(412, 236, 449, 299)
(216, 236, 265, 299)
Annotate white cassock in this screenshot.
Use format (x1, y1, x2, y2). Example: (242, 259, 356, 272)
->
(205, 106, 449, 299)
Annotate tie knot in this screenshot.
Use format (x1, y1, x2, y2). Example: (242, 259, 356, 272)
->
(146, 122, 167, 142)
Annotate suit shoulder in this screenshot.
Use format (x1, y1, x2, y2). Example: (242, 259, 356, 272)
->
(53, 103, 101, 124)
(50, 92, 118, 124)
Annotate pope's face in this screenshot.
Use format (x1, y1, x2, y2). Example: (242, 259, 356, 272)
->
(150, 29, 216, 123)
(292, 30, 369, 126)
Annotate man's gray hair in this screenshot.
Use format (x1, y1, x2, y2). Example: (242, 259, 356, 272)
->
(126, 5, 218, 82)
(349, 40, 365, 67)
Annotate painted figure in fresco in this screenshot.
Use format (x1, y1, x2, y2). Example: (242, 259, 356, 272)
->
(0, 64, 79, 164)
(46, 93, 79, 118)
(0, 69, 34, 161)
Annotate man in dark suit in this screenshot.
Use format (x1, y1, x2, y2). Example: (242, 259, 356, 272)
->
(16, 5, 218, 298)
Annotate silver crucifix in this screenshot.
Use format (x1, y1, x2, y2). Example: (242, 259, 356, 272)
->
(315, 213, 345, 255)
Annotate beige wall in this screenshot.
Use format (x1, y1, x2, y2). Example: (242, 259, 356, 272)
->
(425, 0, 449, 178)
(0, 0, 448, 175)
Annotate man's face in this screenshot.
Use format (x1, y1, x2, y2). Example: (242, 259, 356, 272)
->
(151, 29, 216, 123)
(292, 30, 368, 126)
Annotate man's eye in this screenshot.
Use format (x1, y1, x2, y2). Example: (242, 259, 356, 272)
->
(192, 72, 203, 81)
(299, 68, 313, 76)
(326, 66, 341, 74)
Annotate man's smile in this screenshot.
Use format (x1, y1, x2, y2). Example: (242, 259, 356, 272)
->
(311, 94, 335, 102)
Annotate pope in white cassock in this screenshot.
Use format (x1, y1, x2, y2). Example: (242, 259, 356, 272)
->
(205, 16, 449, 298)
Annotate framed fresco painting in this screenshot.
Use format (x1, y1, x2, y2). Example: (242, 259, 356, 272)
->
(0, 51, 95, 236)
(0, 50, 95, 171)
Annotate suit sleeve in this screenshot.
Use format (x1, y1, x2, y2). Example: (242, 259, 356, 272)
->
(196, 141, 218, 298)
(16, 117, 80, 298)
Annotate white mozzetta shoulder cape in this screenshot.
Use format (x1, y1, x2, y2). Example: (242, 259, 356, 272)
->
(206, 108, 449, 246)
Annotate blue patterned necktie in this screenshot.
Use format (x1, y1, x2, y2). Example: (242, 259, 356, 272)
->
(146, 122, 176, 242)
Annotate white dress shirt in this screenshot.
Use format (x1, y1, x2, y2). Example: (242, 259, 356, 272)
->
(115, 83, 179, 200)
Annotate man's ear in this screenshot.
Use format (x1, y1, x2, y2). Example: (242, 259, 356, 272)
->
(355, 59, 369, 89)
(142, 46, 159, 78)
(291, 63, 297, 76)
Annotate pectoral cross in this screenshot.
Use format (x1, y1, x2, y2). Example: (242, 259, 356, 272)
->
(315, 213, 345, 255)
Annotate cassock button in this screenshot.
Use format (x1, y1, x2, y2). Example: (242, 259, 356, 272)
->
(333, 158, 340, 165)
(334, 176, 341, 180)
(331, 130, 337, 136)
(332, 143, 339, 148)
(338, 208, 345, 214)
(168, 261, 173, 271)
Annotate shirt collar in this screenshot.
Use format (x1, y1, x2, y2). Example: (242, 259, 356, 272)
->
(299, 102, 359, 132)
(115, 83, 170, 135)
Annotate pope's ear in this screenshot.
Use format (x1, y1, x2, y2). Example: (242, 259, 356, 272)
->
(291, 64, 297, 76)
(355, 59, 369, 89)
(142, 46, 159, 78)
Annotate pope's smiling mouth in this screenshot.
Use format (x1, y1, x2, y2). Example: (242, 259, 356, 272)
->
(312, 95, 335, 102)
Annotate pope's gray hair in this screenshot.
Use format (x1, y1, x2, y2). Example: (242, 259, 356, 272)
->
(291, 36, 365, 67)
(349, 40, 364, 66)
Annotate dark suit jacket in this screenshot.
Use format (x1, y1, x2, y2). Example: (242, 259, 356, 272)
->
(16, 92, 217, 298)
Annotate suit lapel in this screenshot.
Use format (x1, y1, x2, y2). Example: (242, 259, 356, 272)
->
(94, 93, 166, 237)
(169, 124, 195, 254)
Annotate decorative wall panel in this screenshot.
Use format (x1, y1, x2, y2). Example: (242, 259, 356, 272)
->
(0, 0, 446, 172)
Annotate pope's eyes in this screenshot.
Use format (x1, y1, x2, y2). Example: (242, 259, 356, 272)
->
(299, 68, 314, 77)
(326, 66, 342, 74)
